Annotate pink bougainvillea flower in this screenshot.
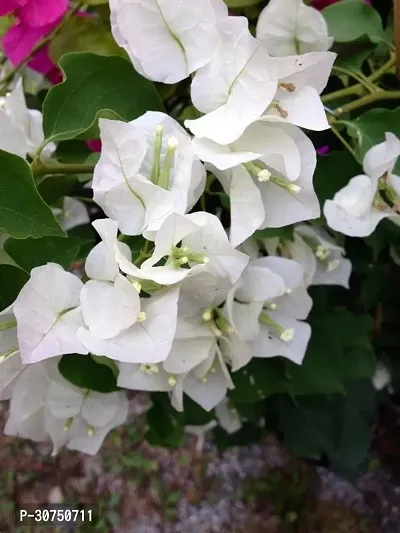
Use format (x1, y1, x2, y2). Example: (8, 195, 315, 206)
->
(317, 145, 330, 156)
(86, 140, 102, 153)
(0, 0, 68, 27)
(2, 17, 61, 74)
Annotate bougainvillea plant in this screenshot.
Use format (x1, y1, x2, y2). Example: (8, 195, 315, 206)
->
(1, 0, 400, 479)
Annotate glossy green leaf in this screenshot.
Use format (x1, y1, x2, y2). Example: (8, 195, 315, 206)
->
(322, 0, 384, 43)
(145, 393, 184, 448)
(346, 108, 400, 169)
(5, 235, 81, 271)
(229, 359, 288, 403)
(43, 53, 164, 143)
(58, 353, 119, 393)
(0, 150, 65, 239)
(0, 257, 29, 310)
(313, 151, 361, 204)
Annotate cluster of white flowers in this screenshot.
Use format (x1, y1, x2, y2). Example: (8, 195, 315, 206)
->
(324, 132, 400, 237)
(0, 0, 366, 453)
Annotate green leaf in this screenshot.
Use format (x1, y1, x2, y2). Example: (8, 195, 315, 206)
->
(346, 108, 400, 169)
(5, 235, 81, 271)
(37, 175, 77, 205)
(145, 393, 184, 448)
(43, 53, 164, 143)
(0, 263, 29, 310)
(229, 359, 288, 403)
(334, 42, 376, 72)
(322, 0, 384, 43)
(286, 308, 376, 396)
(225, 0, 263, 7)
(49, 17, 123, 64)
(254, 225, 295, 242)
(214, 423, 263, 452)
(313, 151, 361, 204)
(58, 353, 119, 393)
(0, 150, 65, 239)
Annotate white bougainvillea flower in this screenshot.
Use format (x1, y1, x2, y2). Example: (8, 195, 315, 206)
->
(260, 52, 336, 132)
(45, 375, 128, 455)
(77, 286, 179, 364)
(118, 212, 249, 286)
(4, 359, 51, 443)
(178, 349, 234, 412)
(109, 0, 228, 84)
(256, 0, 333, 56)
(196, 121, 320, 245)
(224, 256, 312, 367)
(0, 79, 55, 160)
(53, 197, 90, 232)
(0, 305, 24, 400)
(93, 115, 205, 237)
(185, 17, 278, 145)
(13, 263, 88, 364)
(324, 133, 400, 237)
(215, 398, 242, 434)
(252, 311, 311, 365)
(264, 225, 352, 289)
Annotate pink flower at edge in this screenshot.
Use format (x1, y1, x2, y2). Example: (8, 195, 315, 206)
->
(86, 140, 102, 153)
(2, 17, 61, 74)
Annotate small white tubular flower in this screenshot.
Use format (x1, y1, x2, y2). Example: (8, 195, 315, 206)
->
(197, 121, 320, 246)
(45, 377, 128, 455)
(185, 17, 278, 145)
(0, 79, 55, 160)
(119, 212, 249, 286)
(77, 287, 179, 364)
(371, 362, 391, 392)
(215, 399, 242, 434)
(324, 133, 400, 237)
(109, 0, 227, 83)
(295, 225, 352, 288)
(55, 197, 90, 232)
(260, 52, 336, 131)
(13, 263, 88, 364)
(256, 0, 333, 57)
(93, 115, 204, 237)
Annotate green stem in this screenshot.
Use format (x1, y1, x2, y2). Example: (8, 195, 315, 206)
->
(332, 66, 375, 92)
(321, 53, 396, 104)
(334, 90, 400, 117)
(0, 2, 85, 93)
(31, 161, 95, 176)
(330, 124, 357, 159)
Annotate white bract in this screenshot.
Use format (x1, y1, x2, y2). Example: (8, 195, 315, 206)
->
(92, 114, 205, 237)
(263, 224, 352, 288)
(185, 17, 278, 145)
(256, 0, 333, 56)
(194, 120, 320, 245)
(13, 263, 88, 364)
(119, 273, 236, 412)
(260, 52, 336, 132)
(117, 212, 249, 286)
(224, 256, 312, 368)
(324, 133, 400, 237)
(109, 0, 228, 83)
(3, 357, 129, 455)
(53, 197, 90, 232)
(0, 79, 55, 160)
(0, 306, 24, 401)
